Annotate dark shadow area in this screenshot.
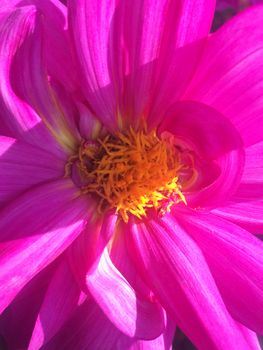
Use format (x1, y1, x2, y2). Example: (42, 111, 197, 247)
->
(0, 261, 58, 350)
(173, 327, 197, 350)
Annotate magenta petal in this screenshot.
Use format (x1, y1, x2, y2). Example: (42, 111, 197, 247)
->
(127, 216, 251, 350)
(68, 0, 118, 130)
(110, 221, 159, 301)
(0, 136, 65, 206)
(0, 179, 90, 313)
(237, 323, 262, 350)
(8, 7, 79, 153)
(1, 0, 79, 92)
(184, 5, 263, 147)
(67, 212, 117, 291)
(241, 141, 263, 184)
(0, 263, 56, 350)
(214, 140, 263, 232)
(77, 102, 102, 140)
(42, 297, 134, 350)
(159, 101, 244, 207)
(228, 140, 263, 200)
(179, 211, 263, 334)
(68, 0, 215, 129)
(213, 200, 263, 234)
(0, 6, 67, 157)
(22, 0, 79, 93)
(86, 246, 166, 340)
(28, 259, 80, 350)
(116, 319, 175, 350)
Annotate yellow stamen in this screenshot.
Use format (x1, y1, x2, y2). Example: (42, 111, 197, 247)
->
(76, 128, 188, 222)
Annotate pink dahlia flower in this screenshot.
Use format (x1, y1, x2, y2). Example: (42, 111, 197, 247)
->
(0, 0, 263, 349)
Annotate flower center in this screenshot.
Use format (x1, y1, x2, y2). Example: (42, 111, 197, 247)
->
(68, 128, 190, 222)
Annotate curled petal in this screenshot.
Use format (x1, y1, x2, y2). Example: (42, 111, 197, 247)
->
(0, 263, 56, 350)
(0, 7, 57, 152)
(116, 318, 175, 350)
(0, 0, 79, 92)
(241, 140, 263, 185)
(184, 5, 263, 146)
(0, 179, 91, 313)
(0, 136, 64, 207)
(213, 200, 263, 234)
(43, 297, 133, 350)
(178, 211, 263, 334)
(159, 100, 244, 207)
(68, 0, 215, 129)
(127, 215, 251, 350)
(0, 5, 79, 156)
(28, 259, 81, 350)
(67, 211, 117, 291)
(86, 246, 166, 339)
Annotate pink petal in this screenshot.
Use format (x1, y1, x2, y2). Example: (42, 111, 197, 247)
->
(213, 200, 263, 234)
(241, 141, 263, 184)
(184, 5, 263, 147)
(127, 215, 251, 350)
(159, 101, 244, 207)
(68, 0, 215, 129)
(215, 140, 263, 232)
(0, 179, 91, 313)
(110, 221, 158, 301)
(42, 297, 134, 350)
(0, 263, 56, 350)
(238, 323, 262, 350)
(115, 319, 175, 350)
(67, 211, 117, 291)
(27, 0, 79, 92)
(0, 136, 65, 207)
(9, 8, 80, 152)
(179, 211, 263, 334)
(1, 0, 79, 92)
(229, 140, 263, 200)
(77, 102, 103, 140)
(28, 259, 81, 350)
(0, 6, 66, 158)
(86, 246, 166, 339)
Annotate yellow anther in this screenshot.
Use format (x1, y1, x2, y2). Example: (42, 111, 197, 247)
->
(76, 128, 188, 222)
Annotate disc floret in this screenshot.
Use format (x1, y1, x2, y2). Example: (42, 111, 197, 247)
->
(73, 128, 187, 222)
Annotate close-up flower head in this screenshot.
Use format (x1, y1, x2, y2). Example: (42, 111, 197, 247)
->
(0, 0, 263, 349)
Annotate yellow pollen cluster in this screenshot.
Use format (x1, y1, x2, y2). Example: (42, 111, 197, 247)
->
(77, 128, 186, 223)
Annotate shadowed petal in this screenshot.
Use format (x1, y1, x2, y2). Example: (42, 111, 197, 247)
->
(43, 294, 174, 350)
(240, 141, 263, 184)
(68, 0, 215, 129)
(0, 6, 67, 157)
(110, 221, 159, 301)
(0, 263, 56, 350)
(42, 297, 132, 350)
(178, 211, 263, 334)
(0, 179, 92, 313)
(127, 215, 251, 350)
(214, 140, 263, 232)
(159, 101, 244, 208)
(0, 136, 65, 206)
(0, 0, 79, 92)
(28, 259, 81, 350)
(86, 246, 166, 339)
(67, 211, 117, 291)
(8, 7, 79, 152)
(184, 5, 263, 147)
(213, 201, 263, 234)
(115, 318, 175, 350)
(237, 323, 261, 350)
